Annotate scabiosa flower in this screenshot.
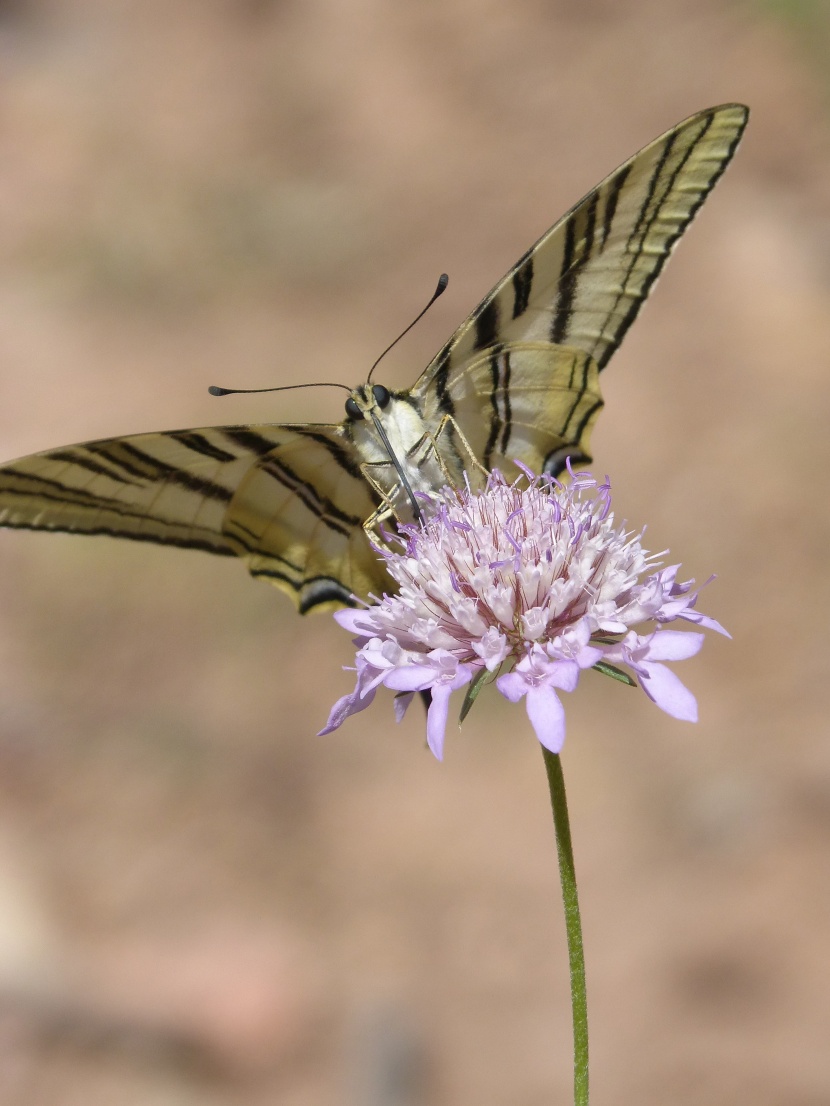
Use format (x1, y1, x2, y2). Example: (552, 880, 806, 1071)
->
(320, 467, 728, 759)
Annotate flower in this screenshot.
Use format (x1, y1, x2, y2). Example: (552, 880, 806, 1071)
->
(319, 468, 729, 759)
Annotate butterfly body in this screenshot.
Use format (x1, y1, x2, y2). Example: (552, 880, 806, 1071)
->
(0, 104, 749, 613)
(341, 382, 448, 520)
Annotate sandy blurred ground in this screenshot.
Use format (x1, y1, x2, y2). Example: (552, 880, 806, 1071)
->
(0, 0, 826, 1103)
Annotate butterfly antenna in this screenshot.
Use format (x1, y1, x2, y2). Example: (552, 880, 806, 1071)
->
(210, 273, 447, 396)
(366, 273, 448, 384)
(208, 381, 352, 397)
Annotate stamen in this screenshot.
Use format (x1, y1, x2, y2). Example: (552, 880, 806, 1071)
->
(504, 526, 521, 549)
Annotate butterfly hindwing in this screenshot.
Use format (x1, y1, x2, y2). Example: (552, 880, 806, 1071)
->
(418, 342, 603, 482)
(221, 424, 389, 611)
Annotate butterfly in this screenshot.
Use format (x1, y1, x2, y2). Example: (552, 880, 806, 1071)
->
(0, 104, 748, 614)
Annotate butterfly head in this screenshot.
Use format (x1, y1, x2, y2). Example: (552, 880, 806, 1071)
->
(344, 383, 391, 421)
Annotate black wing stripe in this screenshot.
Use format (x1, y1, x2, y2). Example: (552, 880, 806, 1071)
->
(567, 349, 580, 388)
(599, 164, 631, 250)
(168, 431, 238, 464)
(567, 396, 604, 445)
(0, 473, 233, 552)
(511, 252, 534, 319)
(549, 216, 577, 347)
(498, 350, 512, 454)
(221, 428, 283, 456)
(629, 128, 681, 248)
(86, 441, 233, 502)
(473, 297, 500, 352)
(433, 347, 456, 417)
(222, 526, 304, 571)
(119, 442, 234, 502)
(293, 427, 368, 483)
(224, 515, 260, 543)
(0, 470, 144, 513)
(247, 567, 353, 613)
(594, 113, 715, 370)
(0, 515, 235, 555)
(482, 350, 502, 471)
(550, 189, 599, 345)
(47, 449, 144, 485)
(84, 441, 163, 484)
(256, 456, 363, 536)
(560, 355, 595, 437)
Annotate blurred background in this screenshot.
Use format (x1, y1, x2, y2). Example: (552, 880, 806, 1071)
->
(0, 1, 827, 1103)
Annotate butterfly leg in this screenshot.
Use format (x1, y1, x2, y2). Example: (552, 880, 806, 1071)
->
(359, 461, 407, 514)
(405, 415, 488, 492)
(431, 414, 488, 478)
(357, 464, 412, 544)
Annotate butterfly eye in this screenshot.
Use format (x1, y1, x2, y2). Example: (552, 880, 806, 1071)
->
(372, 385, 391, 408)
(345, 397, 364, 421)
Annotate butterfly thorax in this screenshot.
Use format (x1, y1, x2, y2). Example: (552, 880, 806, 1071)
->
(344, 382, 451, 519)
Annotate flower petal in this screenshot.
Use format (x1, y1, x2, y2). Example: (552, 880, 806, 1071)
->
(679, 609, 731, 637)
(496, 670, 528, 703)
(575, 645, 605, 669)
(393, 692, 415, 723)
(384, 665, 438, 693)
(334, 608, 377, 635)
(318, 682, 377, 735)
(641, 629, 704, 662)
(640, 662, 698, 722)
(545, 658, 580, 693)
(426, 683, 454, 760)
(525, 683, 566, 753)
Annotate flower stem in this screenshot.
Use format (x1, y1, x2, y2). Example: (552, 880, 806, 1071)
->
(542, 747, 589, 1106)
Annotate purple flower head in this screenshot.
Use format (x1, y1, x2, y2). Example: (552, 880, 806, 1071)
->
(320, 469, 729, 759)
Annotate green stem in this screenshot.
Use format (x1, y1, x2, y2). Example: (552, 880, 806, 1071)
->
(542, 747, 589, 1106)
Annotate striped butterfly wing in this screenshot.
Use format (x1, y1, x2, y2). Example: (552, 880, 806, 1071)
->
(220, 424, 388, 611)
(423, 343, 605, 481)
(0, 423, 388, 612)
(413, 103, 748, 477)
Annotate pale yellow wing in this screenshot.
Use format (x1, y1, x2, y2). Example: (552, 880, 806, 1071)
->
(221, 424, 390, 611)
(413, 104, 748, 473)
(429, 342, 603, 481)
(0, 423, 388, 612)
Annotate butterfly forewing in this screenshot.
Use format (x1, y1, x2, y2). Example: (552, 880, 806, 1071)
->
(415, 104, 748, 399)
(0, 423, 389, 612)
(0, 425, 283, 556)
